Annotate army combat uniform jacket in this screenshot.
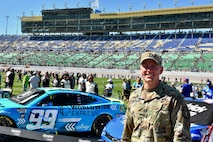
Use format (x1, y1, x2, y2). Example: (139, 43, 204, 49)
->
(121, 81, 191, 142)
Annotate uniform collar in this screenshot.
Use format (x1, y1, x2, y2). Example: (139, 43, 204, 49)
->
(140, 81, 164, 101)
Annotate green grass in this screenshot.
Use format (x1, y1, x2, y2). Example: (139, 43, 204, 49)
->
(0, 72, 132, 99)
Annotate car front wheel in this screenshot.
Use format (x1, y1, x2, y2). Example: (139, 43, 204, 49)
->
(0, 116, 16, 142)
(92, 114, 112, 136)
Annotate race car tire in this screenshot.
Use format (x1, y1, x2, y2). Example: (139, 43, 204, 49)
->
(0, 116, 16, 142)
(92, 114, 112, 136)
(2, 92, 11, 98)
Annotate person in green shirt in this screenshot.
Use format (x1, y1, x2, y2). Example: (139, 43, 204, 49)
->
(22, 71, 30, 91)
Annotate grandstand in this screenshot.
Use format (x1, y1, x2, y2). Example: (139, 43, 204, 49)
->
(0, 34, 212, 72)
(0, 5, 213, 72)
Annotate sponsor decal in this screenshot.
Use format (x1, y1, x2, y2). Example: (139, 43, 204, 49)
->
(17, 118, 26, 125)
(186, 100, 213, 125)
(42, 133, 54, 141)
(65, 123, 77, 131)
(58, 118, 81, 123)
(0, 116, 14, 126)
(27, 109, 58, 130)
(70, 105, 110, 110)
(17, 108, 27, 113)
(11, 129, 21, 136)
(110, 105, 117, 110)
(187, 103, 208, 117)
(70, 110, 98, 116)
(0, 110, 11, 114)
(76, 124, 90, 130)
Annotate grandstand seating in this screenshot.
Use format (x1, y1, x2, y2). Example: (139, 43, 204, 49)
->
(0, 33, 213, 72)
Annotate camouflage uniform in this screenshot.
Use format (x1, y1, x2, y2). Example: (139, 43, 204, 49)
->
(121, 81, 191, 142)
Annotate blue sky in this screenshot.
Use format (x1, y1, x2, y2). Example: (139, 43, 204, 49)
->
(0, 0, 212, 35)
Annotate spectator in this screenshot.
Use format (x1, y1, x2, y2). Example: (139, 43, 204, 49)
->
(70, 73, 76, 89)
(202, 80, 213, 99)
(190, 83, 198, 98)
(104, 79, 114, 97)
(4, 68, 11, 88)
(37, 71, 42, 87)
(60, 72, 71, 88)
(132, 77, 143, 90)
(180, 78, 192, 97)
(22, 71, 30, 91)
(8, 68, 15, 89)
(52, 73, 60, 87)
(171, 82, 176, 89)
(85, 74, 98, 95)
(161, 76, 167, 84)
(196, 85, 203, 98)
(17, 70, 22, 82)
(78, 73, 86, 92)
(29, 71, 40, 89)
(122, 78, 131, 101)
(41, 71, 50, 87)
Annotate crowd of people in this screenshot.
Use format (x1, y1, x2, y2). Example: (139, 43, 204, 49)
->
(1, 66, 213, 100)
(2, 68, 101, 95)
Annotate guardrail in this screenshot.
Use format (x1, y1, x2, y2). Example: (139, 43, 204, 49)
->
(0, 126, 101, 142)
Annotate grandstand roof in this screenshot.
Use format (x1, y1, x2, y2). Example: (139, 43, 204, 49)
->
(91, 5, 213, 19)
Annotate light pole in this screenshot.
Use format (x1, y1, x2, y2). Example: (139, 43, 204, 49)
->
(158, 2, 162, 9)
(5, 16, 9, 36)
(88, 2, 91, 8)
(64, 2, 67, 8)
(53, 4, 56, 9)
(174, 0, 178, 7)
(190, 0, 194, 5)
(118, 6, 121, 12)
(102, 7, 105, 13)
(76, 2, 80, 8)
(143, 3, 147, 10)
(42, 4, 45, 10)
(16, 16, 20, 35)
(31, 11, 34, 16)
(129, 5, 132, 11)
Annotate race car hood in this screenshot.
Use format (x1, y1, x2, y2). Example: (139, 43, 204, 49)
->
(185, 97, 213, 125)
(104, 115, 125, 139)
(0, 98, 23, 108)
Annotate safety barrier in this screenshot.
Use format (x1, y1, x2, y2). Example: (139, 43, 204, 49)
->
(0, 126, 101, 142)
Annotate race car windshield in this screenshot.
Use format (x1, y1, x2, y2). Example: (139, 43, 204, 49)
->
(10, 89, 45, 105)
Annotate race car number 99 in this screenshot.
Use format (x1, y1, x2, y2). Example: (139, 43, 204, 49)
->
(27, 109, 58, 130)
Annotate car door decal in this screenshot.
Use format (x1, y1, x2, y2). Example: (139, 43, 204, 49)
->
(65, 123, 77, 131)
(27, 109, 58, 130)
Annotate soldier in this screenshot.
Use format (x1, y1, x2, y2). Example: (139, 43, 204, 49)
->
(121, 52, 191, 142)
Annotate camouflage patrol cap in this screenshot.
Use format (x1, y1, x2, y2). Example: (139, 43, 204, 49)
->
(141, 52, 162, 66)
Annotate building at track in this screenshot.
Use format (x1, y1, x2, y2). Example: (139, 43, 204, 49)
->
(21, 5, 213, 36)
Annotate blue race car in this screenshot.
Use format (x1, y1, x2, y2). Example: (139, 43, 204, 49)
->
(101, 97, 213, 142)
(0, 88, 125, 142)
